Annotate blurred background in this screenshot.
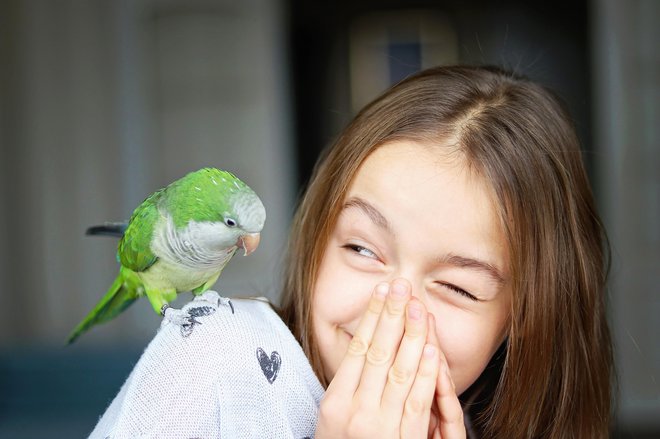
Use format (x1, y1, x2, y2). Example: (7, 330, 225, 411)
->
(0, 0, 657, 437)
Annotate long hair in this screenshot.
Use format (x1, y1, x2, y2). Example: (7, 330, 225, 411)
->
(279, 65, 613, 438)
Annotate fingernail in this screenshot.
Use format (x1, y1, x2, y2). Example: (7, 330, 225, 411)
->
(407, 303, 422, 320)
(375, 282, 389, 297)
(423, 344, 436, 358)
(391, 281, 407, 297)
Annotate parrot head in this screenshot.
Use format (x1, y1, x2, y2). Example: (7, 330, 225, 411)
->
(165, 168, 266, 256)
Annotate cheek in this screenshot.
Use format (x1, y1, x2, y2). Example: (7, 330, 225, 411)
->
(313, 261, 354, 327)
(312, 245, 385, 381)
(432, 310, 508, 395)
(313, 246, 377, 328)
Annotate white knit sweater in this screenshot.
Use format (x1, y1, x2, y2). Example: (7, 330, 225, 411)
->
(90, 293, 325, 439)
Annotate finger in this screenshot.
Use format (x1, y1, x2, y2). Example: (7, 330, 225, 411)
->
(428, 313, 466, 438)
(381, 298, 428, 411)
(428, 411, 439, 439)
(326, 282, 389, 398)
(436, 360, 465, 439)
(399, 342, 439, 438)
(427, 313, 449, 366)
(427, 313, 455, 401)
(355, 278, 411, 406)
(426, 315, 440, 439)
(427, 313, 449, 414)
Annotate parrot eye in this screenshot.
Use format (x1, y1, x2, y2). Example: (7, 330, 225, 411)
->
(224, 218, 237, 228)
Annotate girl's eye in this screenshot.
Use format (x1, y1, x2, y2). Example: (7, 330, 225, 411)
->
(437, 282, 479, 302)
(343, 244, 378, 259)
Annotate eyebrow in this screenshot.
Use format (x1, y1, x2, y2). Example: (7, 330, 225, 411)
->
(343, 196, 506, 286)
(438, 254, 507, 286)
(342, 197, 392, 233)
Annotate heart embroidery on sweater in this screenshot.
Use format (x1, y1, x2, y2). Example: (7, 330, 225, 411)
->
(256, 347, 281, 384)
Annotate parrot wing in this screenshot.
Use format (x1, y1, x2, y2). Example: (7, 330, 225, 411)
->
(118, 190, 162, 272)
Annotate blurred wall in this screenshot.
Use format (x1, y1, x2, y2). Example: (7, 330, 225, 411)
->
(288, 0, 659, 435)
(0, 0, 658, 437)
(0, 0, 293, 348)
(1, 0, 292, 435)
(592, 0, 660, 433)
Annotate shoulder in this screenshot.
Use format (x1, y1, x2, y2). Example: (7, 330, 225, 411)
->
(146, 294, 304, 375)
(91, 294, 324, 438)
(149, 296, 280, 358)
(163, 295, 286, 343)
(150, 294, 325, 434)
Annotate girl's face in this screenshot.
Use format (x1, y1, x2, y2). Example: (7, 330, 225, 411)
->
(312, 140, 511, 394)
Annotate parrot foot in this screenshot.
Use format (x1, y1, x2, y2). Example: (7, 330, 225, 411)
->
(162, 307, 191, 326)
(161, 302, 218, 337)
(193, 290, 235, 314)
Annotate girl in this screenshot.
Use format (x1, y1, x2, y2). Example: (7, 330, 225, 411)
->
(92, 65, 613, 438)
(280, 65, 613, 437)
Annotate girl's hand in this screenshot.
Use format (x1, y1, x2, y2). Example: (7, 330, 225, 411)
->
(316, 279, 463, 438)
(426, 313, 466, 439)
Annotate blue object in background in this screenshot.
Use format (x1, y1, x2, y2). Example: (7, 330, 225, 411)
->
(0, 346, 142, 438)
(388, 42, 422, 85)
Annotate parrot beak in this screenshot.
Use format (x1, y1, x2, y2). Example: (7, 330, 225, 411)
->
(238, 233, 261, 256)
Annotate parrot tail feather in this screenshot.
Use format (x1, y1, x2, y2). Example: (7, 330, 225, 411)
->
(66, 273, 139, 344)
(86, 222, 128, 238)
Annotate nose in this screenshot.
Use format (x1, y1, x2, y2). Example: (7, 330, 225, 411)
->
(387, 276, 423, 300)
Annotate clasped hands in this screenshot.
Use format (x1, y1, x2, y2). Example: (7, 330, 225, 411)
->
(316, 279, 466, 439)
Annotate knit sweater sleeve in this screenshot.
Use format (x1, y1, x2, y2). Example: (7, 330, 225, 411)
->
(89, 294, 325, 439)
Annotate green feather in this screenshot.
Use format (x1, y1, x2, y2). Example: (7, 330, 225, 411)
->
(118, 190, 162, 272)
(164, 168, 249, 228)
(68, 167, 265, 343)
(67, 267, 142, 344)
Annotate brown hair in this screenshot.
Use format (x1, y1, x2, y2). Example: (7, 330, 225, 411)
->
(279, 65, 613, 438)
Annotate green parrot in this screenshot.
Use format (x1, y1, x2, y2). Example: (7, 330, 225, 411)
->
(67, 168, 266, 343)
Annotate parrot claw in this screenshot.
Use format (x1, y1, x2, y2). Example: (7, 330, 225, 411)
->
(162, 299, 221, 337)
(193, 290, 234, 313)
(194, 290, 222, 307)
(161, 291, 235, 332)
(162, 307, 191, 326)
